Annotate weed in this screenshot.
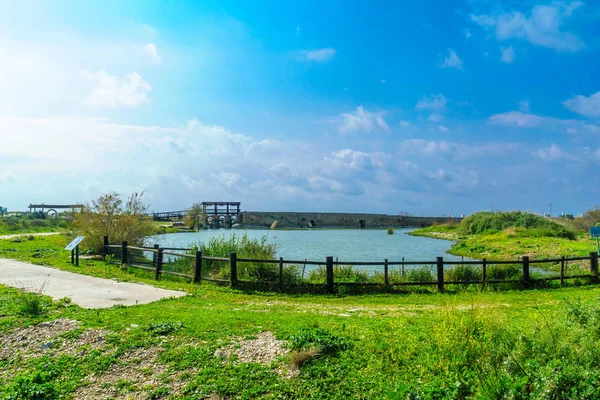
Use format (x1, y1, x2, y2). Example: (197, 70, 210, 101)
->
(146, 321, 184, 336)
(290, 347, 320, 370)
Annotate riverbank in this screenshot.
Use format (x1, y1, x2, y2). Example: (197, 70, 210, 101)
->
(411, 224, 597, 260)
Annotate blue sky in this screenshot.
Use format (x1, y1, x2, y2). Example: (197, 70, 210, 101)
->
(0, 0, 599, 215)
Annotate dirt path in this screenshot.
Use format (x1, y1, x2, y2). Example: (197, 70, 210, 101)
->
(0, 231, 62, 240)
(0, 258, 186, 308)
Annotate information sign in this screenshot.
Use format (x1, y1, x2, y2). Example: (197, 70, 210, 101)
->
(65, 236, 85, 251)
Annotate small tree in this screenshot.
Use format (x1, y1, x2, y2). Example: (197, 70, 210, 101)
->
(184, 203, 206, 230)
(73, 192, 154, 252)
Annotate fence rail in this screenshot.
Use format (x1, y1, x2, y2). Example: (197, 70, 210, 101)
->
(101, 236, 600, 293)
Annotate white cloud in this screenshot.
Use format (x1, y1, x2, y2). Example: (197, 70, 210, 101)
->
(399, 120, 412, 128)
(488, 111, 544, 127)
(562, 91, 600, 118)
(295, 26, 300, 36)
(534, 144, 578, 161)
(144, 43, 162, 63)
(500, 46, 516, 64)
(438, 125, 450, 132)
(338, 106, 389, 134)
(471, 2, 585, 52)
(301, 48, 336, 62)
(463, 29, 472, 38)
(488, 110, 600, 134)
(518, 99, 530, 112)
(415, 94, 448, 112)
(438, 49, 463, 69)
(428, 114, 444, 122)
(81, 70, 152, 108)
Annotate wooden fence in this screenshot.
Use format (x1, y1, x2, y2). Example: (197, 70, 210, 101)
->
(102, 237, 599, 293)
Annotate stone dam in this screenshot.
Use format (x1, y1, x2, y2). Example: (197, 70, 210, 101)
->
(237, 211, 461, 229)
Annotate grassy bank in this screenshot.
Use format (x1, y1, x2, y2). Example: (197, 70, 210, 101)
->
(411, 211, 599, 260)
(4, 235, 600, 398)
(0, 216, 70, 235)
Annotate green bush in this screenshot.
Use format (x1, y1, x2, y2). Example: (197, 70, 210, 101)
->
(445, 264, 482, 282)
(407, 266, 436, 282)
(487, 264, 522, 280)
(307, 265, 370, 283)
(460, 211, 575, 239)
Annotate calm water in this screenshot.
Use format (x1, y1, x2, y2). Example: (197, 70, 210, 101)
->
(146, 228, 465, 262)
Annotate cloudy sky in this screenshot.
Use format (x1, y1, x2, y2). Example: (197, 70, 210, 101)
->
(1, 0, 599, 215)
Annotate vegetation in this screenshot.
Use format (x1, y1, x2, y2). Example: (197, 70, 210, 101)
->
(412, 211, 598, 260)
(0, 213, 70, 235)
(3, 263, 600, 398)
(183, 203, 206, 230)
(73, 192, 154, 252)
(386, 227, 394, 235)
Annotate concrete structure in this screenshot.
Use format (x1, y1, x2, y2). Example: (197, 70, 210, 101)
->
(238, 211, 461, 229)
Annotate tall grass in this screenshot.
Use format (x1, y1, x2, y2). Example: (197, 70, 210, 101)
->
(460, 211, 575, 239)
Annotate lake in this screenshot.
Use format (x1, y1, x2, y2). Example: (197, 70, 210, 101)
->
(146, 228, 464, 263)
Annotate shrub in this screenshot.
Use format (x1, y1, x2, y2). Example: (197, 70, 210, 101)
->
(387, 227, 394, 235)
(73, 192, 154, 252)
(459, 211, 576, 239)
(146, 321, 184, 336)
(446, 264, 482, 282)
(307, 265, 369, 283)
(407, 266, 436, 282)
(19, 293, 47, 316)
(487, 264, 521, 280)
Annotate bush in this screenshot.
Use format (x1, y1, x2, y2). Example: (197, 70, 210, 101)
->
(289, 327, 350, 355)
(460, 211, 576, 239)
(73, 192, 154, 252)
(446, 264, 482, 282)
(307, 265, 370, 283)
(407, 266, 436, 282)
(487, 264, 522, 280)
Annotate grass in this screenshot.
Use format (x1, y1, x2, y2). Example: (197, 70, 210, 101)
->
(3, 235, 600, 397)
(0, 216, 69, 235)
(411, 211, 599, 261)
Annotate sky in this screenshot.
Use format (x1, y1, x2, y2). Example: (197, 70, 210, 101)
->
(0, 0, 599, 216)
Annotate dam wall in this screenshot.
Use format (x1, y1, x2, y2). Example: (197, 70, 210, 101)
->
(238, 211, 461, 229)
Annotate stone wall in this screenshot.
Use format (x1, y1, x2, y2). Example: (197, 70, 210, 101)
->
(238, 211, 461, 229)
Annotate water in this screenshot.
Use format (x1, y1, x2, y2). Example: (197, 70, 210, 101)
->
(146, 228, 465, 262)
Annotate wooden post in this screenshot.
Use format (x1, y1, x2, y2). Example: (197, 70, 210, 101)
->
(326, 256, 334, 294)
(71, 249, 74, 264)
(401, 257, 405, 277)
(590, 252, 599, 283)
(436, 257, 444, 293)
(194, 251, 202, 283)
(75, 245, 79, 267)
(279, 257, 284, 291)
(230, 252, 237, 288)
(103, 236, 109, 259)
(482, 258, 487, 286)
(560, 256, 565, 285)
(121, 241, 128, 265)
(384, 258, 389, 287)
(522, 256, 530, 287)
(152, 244, 159, 266)
(155, 248, 163, 280)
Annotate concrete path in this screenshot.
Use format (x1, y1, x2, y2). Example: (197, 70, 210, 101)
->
(0, 258, 186, 308)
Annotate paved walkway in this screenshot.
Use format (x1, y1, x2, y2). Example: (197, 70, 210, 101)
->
(0, 258, 186, 308)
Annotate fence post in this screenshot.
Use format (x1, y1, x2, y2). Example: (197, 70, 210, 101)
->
(401, 257, 405, 277)
(155, 248, 163, 280)
(279, 257, 284, 291)
(384, 259, 389, 287)
(230, 252, 237, 288)
(75, 245, 79, 267)
(152, 244, 159, 266)
(522, 256, 530, 288)
(71, 249, 75, 264)
(590, 252, 599, 283)
(560, 256, 565, 285)
(121, 241, 128, 265)
(103, 236, 109, 260)
(436, 257, 444, 293)
(482, 258, 487, 287)
(326, 256, 334, 294)
(194, 251, 202, 284)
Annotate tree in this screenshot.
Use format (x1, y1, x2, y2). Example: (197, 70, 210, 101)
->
(184, 203, 206, 230)
(73, 192, 154, 252)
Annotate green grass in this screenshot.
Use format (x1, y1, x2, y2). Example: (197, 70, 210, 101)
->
(3, 235, 600, 398)
(0, 216, 69, 235)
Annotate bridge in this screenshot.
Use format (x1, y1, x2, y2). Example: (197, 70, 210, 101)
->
(151, 210, 188, 221)
(28, 204, 84, 216)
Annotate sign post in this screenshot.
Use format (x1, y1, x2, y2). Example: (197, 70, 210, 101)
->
(65, 236, 85, 266)
(591, 227, 600, 253)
